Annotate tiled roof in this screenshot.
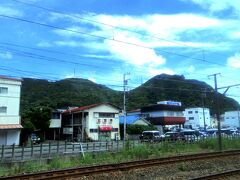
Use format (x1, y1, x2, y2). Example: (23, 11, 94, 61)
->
(0, 124, 23, 129)
(63, 102, 120, 113)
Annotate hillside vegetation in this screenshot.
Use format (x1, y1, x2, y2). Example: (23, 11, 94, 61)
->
(20, 74, 239, 115)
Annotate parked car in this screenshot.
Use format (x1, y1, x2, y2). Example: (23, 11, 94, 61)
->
(31, 133, 41, 144)
(139, 131, 163, 142)
(163, 131, 185, 141)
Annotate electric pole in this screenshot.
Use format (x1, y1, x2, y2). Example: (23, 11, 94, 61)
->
(208, 73, 222, 151)
(123, 73, 130, 141)
(201, 88, 206, 131)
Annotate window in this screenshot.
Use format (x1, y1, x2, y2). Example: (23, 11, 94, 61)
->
(94, 112, 99, 118)
(0, 106, 7, 113)
(109, 119, 113, 124)
(103, 119, 107, 124)
(0, 87, 8, 94)
(188, 111, 193, 114)
(96, 119, 101, 124)
(195, 111, 198, 113)
(99, 113, 115, 118)
(112, 128, 118, 132)
(90, 129, 98, 133)
(189, 117, 194, 120)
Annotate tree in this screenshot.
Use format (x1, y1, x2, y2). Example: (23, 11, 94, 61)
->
(21, 106, 52, 140)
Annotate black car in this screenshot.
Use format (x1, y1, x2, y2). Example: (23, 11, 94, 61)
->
(139, 131, 163, 142)
(163, 131, 185, 141)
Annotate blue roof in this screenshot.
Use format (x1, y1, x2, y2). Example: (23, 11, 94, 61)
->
(119, 114, 141, 124)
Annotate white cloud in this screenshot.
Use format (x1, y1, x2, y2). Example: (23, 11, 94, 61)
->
(37, 41, 52, 48)
(88, 77, 97, 83)
(227, 53, 240, 68)
(0, 51, 12, 59)
(54, 41, 81, 47)
(187, 65, 195, 73)
(183, 0, 240, 14)
(0, 6, 23, 17)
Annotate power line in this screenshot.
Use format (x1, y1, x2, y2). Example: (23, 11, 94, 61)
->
(0, 14, 226, 67)
(10, 0, 213, 51)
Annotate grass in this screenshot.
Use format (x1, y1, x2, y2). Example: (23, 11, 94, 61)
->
(0, 138, 240, 176)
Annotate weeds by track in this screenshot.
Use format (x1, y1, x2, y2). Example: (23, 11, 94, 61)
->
(1, 150, 240, 180)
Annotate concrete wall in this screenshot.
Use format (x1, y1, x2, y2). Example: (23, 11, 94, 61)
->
(184, 107, 210, 129)
(0, 78, 21, 125)
(87, 104, 120, 141)
(0, 129, 20, 145)
(222, 111, 240, 128)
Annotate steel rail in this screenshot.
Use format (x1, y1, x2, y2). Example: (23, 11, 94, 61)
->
(1, 150, 240, 180)
(190, 168, 240, 180)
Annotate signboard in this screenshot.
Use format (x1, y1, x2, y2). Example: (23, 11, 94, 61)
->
(158, 101, 182, 106)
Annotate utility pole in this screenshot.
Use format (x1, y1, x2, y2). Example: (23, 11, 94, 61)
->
(201, 88, 206, 131)
(208, 73, 222, 151)
(123, 73, 130, 141)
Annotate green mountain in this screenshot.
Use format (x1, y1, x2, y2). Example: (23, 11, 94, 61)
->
(20, 78, 122, 112)
(20, 74, 239, 115)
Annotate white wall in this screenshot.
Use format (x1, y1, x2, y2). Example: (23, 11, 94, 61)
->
(87, 104, 120, 141)
(6, 130, 20, 145)
(0, 78, 21, 125)
(222, 111, 240, 128)
(0, 77, 22, 145)
(184, 107, 210, 129)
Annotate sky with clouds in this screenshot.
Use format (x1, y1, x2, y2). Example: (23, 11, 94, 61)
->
(1, 0, 240, 102)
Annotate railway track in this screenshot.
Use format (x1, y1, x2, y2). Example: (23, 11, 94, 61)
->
(1, 150, 240, 180)
(191, 168, 240, 180)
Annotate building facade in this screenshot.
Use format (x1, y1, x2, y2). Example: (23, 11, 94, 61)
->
(0, 76, 22, 145)
(222, 111, 240, 129)
(142, 101, 185, 126)
(62, 103, 120, 141)
(184, 107, 211, 129)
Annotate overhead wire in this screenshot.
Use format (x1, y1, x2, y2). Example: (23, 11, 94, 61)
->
(0, 14, 226, 67)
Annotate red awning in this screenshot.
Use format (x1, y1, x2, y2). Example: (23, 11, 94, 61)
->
(99, 126, 112, 131)
(0, 124, 23, 129)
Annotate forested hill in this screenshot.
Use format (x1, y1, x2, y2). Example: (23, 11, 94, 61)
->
(128, 74, 239, 114)
(20, 74, 239, 114)
(20, 78, 122, 112)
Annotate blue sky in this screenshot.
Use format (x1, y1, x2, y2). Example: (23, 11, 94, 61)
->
(1, 0, 240, 102)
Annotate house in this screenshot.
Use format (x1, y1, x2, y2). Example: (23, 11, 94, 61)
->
(48, 109, 65, 140)
(141, 101, 186, 133)
(61, 103, 120, 141)
(184, 107, 211, 129)
(121, 101, 185, 134)
(221, 111, 240, 129)
(0, 75, 22, 145)
(119, 109, 150, 126)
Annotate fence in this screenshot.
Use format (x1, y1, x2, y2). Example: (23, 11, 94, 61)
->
(0, 140, 140, 163)
(1, 134, 240, 163)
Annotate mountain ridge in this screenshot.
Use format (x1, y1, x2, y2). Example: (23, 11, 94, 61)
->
(20, 74, 239, 115)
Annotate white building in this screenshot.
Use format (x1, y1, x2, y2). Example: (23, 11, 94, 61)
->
(222, 111, 240, 129)
(62, 103, 120, 141)
(184, 107, 211, 129)
(0, 76, 22, 145)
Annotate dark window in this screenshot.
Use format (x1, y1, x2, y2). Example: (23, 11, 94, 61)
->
(99, 113, 115, 118)
(189, 117, 194, 120)
(112, 128, 118, 132)
(188, 111, 192, 114)
(0, 106, 7, 113)
(0, 87, 8, 94)
(90, 129, 98, 133)
(195, 111, 198, 113)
